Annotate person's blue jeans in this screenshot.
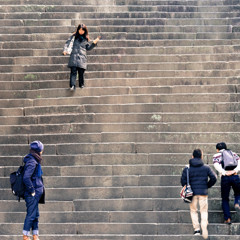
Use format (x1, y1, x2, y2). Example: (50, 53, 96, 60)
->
(23, 195, 40, 236)
(221, 175, 240, 220)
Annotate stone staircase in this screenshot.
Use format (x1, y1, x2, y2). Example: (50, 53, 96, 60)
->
(0, 0, 240, 239)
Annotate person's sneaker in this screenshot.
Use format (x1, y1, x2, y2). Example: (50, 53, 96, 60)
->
(70, 86, 75, 91)
(235, 204, 240, 215)
(202, 225, 208, 239)
(224, 218, 232, 225)
(194, 230, 201, 236)
(80, 85, 84, 88)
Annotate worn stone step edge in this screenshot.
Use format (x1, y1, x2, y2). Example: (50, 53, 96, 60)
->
(0, 132, 240, 145)
(0, 142, 239, 156)
(0, 84, 238, 98)
(1, 69, 240, 81)
(1, 102, 239, 116)
(2, 40, 240, 49)
(0, 0, 237, 5)
(0, 112, 238, 125)
(2, 54, 240, 65)
(0, 153, 216, 166)
(1, 18, 239, 27)
(0, 235, 239, 240)
(0, 222, 238, 235)
(0, 210, 233, 224)
(1, 32, 240, 42)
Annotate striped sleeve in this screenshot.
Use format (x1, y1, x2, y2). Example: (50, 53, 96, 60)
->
(213, 153, 222, 164)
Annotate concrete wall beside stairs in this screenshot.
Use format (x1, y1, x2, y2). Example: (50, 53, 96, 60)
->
(0, 0, 240, 239)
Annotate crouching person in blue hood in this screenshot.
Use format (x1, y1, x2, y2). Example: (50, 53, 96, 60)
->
(23, 141, 45, 240)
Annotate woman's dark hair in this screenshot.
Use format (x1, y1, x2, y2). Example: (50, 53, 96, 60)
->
(216, 142, 227, 151)
(193, 149, 202, 158)
(74, 24, 90, 42)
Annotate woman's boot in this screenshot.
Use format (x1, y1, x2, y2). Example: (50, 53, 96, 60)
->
(33, 235, 40, 240)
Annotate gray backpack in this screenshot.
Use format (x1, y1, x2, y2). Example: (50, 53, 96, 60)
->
(222, 150, 238, 170)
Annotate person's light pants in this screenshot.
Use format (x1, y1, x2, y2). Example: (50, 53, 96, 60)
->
(189, 195, 208, 231)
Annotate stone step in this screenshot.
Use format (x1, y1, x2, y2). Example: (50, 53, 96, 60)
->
(1, 11, 240, 20)
(0, 19, 72, 27)
(0, 153, 208, 166)
(0, 173, 223, 187)
(0, 84, 238, 99)
(0, 184, 233, 204)
(73, 198, 228, 211)
(0, 175, 189, 188)
(0, 5, 238, 14)
(0, 111, 238, 125)
(0, 210, 237, 224)
(0, 77, 238, 91)
(0, 80, 68, 90)
(2, 95, 240, 110)
(1, 174, 181, 187)
(23, 93, 240, 105)
(0, 132, 240, 145)
(0, 186, 225, 201)
(0, 222, 238, 235)
(3, 102, 239, 116)
(1, 18, 239, 27)
(1, 69, 239, 82)
(1, 93, 239, 109)
(2, 40, 240, 50)
(0, 25, 233, 35)
(1, 53, 240, 65)
(2, 61, 240, 73)
(2, 45, 240, 57)
(0, 200, 74, 212)
(87, 69, 240, 79)
(0, 121, 239, 135)
(0, 235, 239, 240)
(0, 0, 236, 6)
(0, 163, 196, 177)
(1, 32, 240, 42)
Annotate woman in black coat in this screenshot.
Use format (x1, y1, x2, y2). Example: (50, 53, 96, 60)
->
(63, 24, 100, 90)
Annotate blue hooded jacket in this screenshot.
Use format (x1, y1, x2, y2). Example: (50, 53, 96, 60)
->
(181, 158, 217, 196)
(23, 153, 44, 200)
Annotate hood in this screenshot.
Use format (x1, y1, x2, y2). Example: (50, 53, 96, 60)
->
(189, 158, 204, 167)
(23, 154, 37, 164)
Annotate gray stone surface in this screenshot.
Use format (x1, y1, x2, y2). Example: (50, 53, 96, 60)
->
(0, 0, 240, 239)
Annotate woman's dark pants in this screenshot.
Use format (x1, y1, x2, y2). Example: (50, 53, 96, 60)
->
(70, 67, 85, 88)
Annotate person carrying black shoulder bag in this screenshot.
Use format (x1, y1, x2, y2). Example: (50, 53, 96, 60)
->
(181, 149, 217, 239)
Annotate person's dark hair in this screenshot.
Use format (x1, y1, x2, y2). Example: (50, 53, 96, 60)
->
(193, 149, 202, 158)
(74, 23, 90, 42)
(216, 142, 227, 151)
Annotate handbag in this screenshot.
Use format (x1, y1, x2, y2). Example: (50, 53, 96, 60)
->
(65, 35, 75, 55)
(180, 166, 193, 203)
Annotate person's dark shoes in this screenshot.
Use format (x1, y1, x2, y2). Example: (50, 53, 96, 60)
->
(224, 218, 232, 224)
(235, 204, 240, 215)
(70, 86, 75, 91)
(194, 230, 201, 236)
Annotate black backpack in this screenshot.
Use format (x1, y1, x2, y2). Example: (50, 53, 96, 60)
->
(222, 150, 238, 170)
(10, 164, 25, 202)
